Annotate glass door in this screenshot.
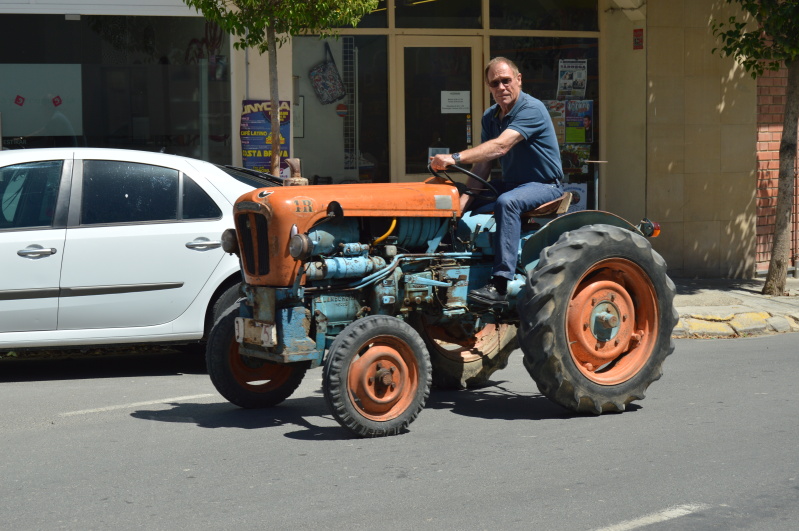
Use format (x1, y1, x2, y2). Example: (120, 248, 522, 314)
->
(394, 36, 483, 181)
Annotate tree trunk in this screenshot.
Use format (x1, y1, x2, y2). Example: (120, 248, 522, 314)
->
(267, 24, 280, 177)
(762, 59, 799, 295)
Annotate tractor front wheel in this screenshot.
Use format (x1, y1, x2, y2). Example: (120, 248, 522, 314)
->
(517, 224, 678, 414)
(323, 315, 432, 437)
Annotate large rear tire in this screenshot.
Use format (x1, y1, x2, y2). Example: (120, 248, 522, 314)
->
(206, 310, 308, 408)
(323, 315, 431, 437)
(411, 314, 517, 389)
(517, 224, 678, 414)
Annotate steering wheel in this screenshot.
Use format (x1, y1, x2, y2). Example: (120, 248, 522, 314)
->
(427, 163, 499, 202)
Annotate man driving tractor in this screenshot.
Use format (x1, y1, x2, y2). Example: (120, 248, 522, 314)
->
(431, 57, 564, 306)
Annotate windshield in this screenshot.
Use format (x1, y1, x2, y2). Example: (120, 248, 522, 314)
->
(215, 165, 282, 188)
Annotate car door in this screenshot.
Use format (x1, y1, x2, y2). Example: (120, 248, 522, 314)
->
(0, 158, 69, 333)
(57, 158, 228, 330)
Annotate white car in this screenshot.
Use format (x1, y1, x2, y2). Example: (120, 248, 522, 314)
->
(0, 148, 278, 352)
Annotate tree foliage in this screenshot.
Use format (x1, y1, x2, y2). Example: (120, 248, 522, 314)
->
(183, 0, 378, 174)
(712, 0, 799, 295)
(184, 0, 379, 53)
(712, 0, 799, 76)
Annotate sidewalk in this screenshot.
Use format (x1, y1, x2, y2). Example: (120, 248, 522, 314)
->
(672, 277, 799, 338)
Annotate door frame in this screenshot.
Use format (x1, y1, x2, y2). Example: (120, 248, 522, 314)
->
(390, 35, 485, 182)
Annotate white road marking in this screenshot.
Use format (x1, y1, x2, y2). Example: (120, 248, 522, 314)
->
(59, 394, 215, 417)
(594, 504, 712, 531)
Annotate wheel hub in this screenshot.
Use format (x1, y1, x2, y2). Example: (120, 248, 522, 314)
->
(565, 260, 660, 385)
(349, 345, 410, 414)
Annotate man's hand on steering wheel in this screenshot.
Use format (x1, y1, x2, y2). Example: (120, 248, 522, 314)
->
(427, 160, 499, 202)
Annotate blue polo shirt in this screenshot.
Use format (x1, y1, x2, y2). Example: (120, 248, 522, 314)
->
(481, 91, 564, 185)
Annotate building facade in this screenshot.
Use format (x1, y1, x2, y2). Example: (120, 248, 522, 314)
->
(1, 0, 795, 278)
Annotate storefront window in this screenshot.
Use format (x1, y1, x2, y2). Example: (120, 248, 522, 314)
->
(293, 36, 389, 183)
(491, 36, 599, 207)
(396, 0, 481, 30)
(490, 0, 598, 31)
(0, 15, 231, 164)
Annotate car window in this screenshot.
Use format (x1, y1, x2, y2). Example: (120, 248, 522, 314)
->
(183, 174, 222, 220)
(82, 160, 178, 224)
(0, 160, 63, 229)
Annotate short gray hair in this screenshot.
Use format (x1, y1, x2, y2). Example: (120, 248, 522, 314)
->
(484, 57, 520, 81)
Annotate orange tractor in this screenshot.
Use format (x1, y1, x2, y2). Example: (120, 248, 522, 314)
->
(209, 161, 677, 437)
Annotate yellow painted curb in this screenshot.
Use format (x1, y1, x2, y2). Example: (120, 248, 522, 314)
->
(729, 311, 771, 331)
(682, 317, 736, 336)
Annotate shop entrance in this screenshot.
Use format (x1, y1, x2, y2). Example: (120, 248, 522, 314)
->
(393, 36, 483, 182)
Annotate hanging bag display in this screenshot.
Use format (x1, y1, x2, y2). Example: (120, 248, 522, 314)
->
(308, 42, 347, 105)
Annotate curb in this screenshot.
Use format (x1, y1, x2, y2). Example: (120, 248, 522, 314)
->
(673, 311, 799, 339)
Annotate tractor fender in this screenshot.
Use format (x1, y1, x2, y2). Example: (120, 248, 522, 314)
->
(519, 210, 641, 273)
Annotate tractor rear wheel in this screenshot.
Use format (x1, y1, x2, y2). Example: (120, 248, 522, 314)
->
(411, 315, 517, 389)
(206, 310, 309, 408)
(323, 315, 431, 437)
(517, 224, 677, 414)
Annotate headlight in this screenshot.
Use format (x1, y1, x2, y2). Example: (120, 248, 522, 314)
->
(221, 228, 239, 254)
(289, 233, 313, 261)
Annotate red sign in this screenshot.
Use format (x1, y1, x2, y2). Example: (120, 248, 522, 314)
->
(633, 28, 644, 50)
(336, 103, 348, 117)
(14, 95, 25, 106)
(52, 95, 63, 107)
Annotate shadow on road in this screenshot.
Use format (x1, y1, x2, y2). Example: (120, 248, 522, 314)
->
(128, 380, 617, 440)
(0, 349, 206, 383)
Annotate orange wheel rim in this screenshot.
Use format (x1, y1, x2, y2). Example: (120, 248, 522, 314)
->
(566, 258, 659, 385)
(347, 335, 418, 421)
(228, 339, 293, 392)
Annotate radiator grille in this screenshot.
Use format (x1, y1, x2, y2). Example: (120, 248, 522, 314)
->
(237, 212, 269, 276)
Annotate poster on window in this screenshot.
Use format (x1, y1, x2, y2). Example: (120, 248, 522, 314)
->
(240, 100, 291, 177)
(561, 144, 591, 175)
(565, 100, 593, 144)
(543, 100, 566, 145)
(0, 64, 84, 148)
(556, 59, 587, 100)
(563, 182, 588, 213)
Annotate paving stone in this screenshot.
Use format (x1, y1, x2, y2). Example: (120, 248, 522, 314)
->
(766, 316, 792, 333)
(728, 311, 771, 336)
(682, 317, 737, 338)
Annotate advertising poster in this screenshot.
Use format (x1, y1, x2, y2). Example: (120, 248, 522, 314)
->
(563, 182, 588, 213)
(561, 144, 591, 175)
(240, 99, 291, 177)
(565, 100, 593, 144)
(556, 59, 587, 100)
(543, 100, 566, 144)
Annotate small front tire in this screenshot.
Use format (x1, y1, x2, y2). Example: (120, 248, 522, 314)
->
(323, 315, 432, 437)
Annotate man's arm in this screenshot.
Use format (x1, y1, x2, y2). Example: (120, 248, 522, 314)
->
(430, 128, 523, 171)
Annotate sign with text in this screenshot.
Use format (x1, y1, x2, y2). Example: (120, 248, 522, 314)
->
(240, 99, 291, 177)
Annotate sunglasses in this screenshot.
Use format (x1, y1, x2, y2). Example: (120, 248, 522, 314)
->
(488, 77, 514, 88)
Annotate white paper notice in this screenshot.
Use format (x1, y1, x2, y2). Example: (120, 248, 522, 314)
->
(441, 91, 470, 114)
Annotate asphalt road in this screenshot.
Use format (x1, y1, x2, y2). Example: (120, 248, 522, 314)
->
(1, 337, 797, 531)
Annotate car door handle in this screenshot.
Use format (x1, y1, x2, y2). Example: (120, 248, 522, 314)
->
(17, 246, 58, 258)
(185, 238, 222, 250)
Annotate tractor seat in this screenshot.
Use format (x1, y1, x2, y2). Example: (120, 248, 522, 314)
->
(521, 191, 573, 219)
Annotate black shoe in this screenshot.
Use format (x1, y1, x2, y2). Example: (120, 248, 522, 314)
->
(468, 281, 508, 306)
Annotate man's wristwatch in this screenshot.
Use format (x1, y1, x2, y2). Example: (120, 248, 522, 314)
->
(452, 152, 461, 164)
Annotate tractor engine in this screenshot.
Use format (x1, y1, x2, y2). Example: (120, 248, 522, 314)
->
(221, 176, 488, 364)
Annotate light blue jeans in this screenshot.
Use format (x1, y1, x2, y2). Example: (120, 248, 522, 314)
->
(472, 180, 563, 281)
